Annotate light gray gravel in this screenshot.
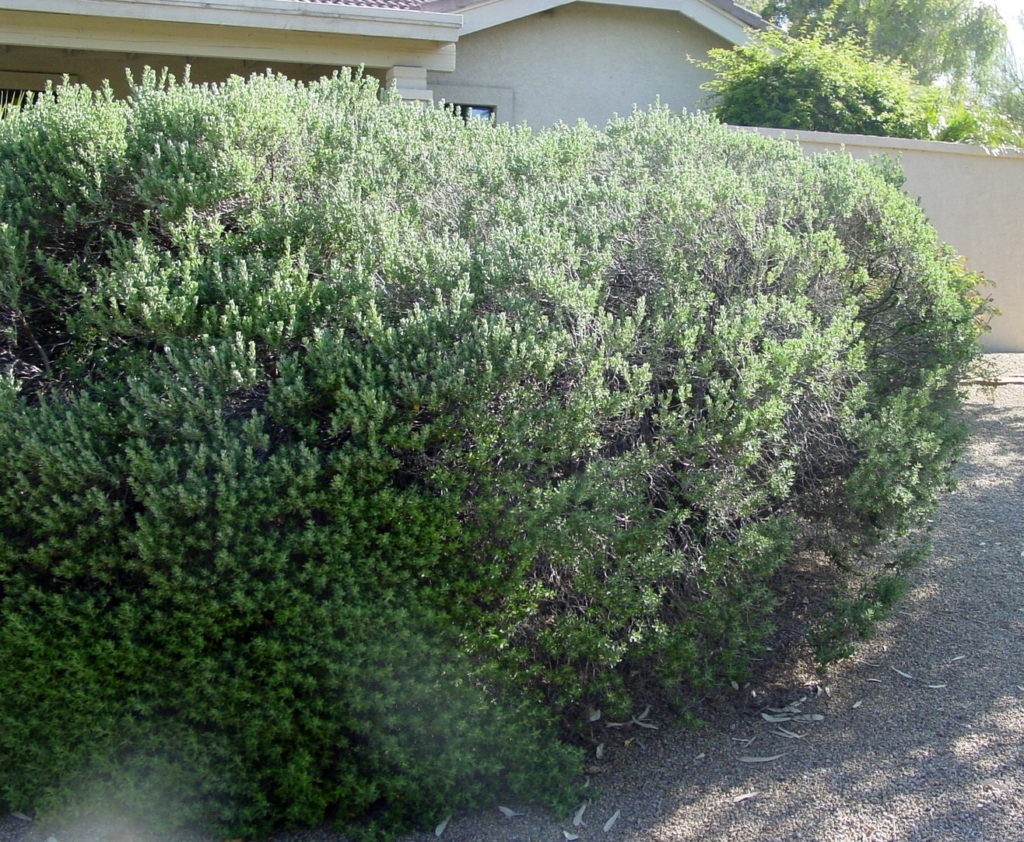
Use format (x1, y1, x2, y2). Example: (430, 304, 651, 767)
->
(5, 354, 1022, 842)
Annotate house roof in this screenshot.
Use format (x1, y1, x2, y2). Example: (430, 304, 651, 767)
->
(419, 0, 766, 43)
(301, 0, 767, 31)
(296, 0, 428, 9)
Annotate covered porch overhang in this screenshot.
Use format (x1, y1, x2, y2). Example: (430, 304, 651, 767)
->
(0, 0, 460, 100)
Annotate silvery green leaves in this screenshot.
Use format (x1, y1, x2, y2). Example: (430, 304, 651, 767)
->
(0, 71, 981, 840)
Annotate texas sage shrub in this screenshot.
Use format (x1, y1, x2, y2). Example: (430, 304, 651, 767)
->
(0, 71, 983, 838)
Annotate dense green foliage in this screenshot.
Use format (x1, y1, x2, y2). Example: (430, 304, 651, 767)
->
(700, 30, 937, 137)
(0, 72, 983, 839)
(755, 0, 1006, 85)
(700, 29, 1022, 145)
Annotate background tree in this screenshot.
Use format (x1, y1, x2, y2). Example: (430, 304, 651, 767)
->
(755, 0, 1006, 86)
(985, 13, 1024, 128)
(700, 30, 937, 137)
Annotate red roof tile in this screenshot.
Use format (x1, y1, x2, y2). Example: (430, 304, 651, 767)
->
(294, 0, 427, 10)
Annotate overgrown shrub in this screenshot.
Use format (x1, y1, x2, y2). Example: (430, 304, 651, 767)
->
(0, 71, 983, 839)
(699, 29, 953, 139)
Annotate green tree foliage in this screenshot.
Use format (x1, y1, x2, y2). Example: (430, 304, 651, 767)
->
(0, 71, 985, 839)
(756, 0, 1007, 85)
(983, 15, 1024, 135)
(700, 28, 1022, 144)
(700, 30, 936, 137)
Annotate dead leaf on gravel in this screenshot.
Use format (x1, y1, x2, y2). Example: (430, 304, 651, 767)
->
(632, 718, 659, 729)
(595, 742, 605, 759)
(733, 792, 759, 804)
(434, 814, 451, 837)
(1017, 685, 1024, 692)
(867, 678, 882, 682)
(605, 720, 629, 728)
(694, 753, 706, 761)
(927, 684, 947, 689)
(603, 809, 621, 832)
(635, 705, 651, 721)
(891, 667, 915, 679)
(761, 712, 793, 722)
(563, 831, 580, 841)
(853, 700, 863, 709)
(11, 813, 31, 821)
(498, 806, 522, 818)
(774, 726, 805, 739)
(739, 753, 788, 763)
(588, 708, 602, 722)
(949, 655, 966, 663)
(791, 713, 824, 722)
(573, 802, 588, 827)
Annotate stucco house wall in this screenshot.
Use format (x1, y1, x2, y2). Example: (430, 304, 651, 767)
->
(749, 127, 1024, 353)
(427, 1, 730, 127)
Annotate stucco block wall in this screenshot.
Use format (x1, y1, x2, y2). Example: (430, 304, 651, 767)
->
(748, 128, 1024, 353)
(428, 1, 729, 127)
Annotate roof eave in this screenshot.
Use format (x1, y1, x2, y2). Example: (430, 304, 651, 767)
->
(0, 0, 463, 42)
(423, 0, 764, 43)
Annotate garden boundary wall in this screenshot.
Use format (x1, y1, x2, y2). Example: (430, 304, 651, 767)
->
(745, 126, 1024, 353)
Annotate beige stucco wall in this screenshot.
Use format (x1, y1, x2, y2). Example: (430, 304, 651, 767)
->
(747, 128, 1024, 353)
(427, 1, 730, 127)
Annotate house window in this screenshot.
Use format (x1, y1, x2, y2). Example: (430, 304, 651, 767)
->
(450, 103, 495, 121)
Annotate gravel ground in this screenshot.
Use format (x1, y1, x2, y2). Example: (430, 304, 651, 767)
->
(4, 354, 1022, 842)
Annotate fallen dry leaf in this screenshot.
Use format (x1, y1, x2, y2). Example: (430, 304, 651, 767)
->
(595, 742, 605, 759)
(603, 809, 621, 832)
(563, 832, 580, 841)
(498, 806, 522, 818)
(632, 718, 659, 729)
(927, 684, 947, 689)
(573, 802, 588, 827)
(733, 792, 759, 804)
(852, 700, 863, 709)
(739, 753, 788, 763)
(434, 814, 451, 837)
(891, 667, 915, 679)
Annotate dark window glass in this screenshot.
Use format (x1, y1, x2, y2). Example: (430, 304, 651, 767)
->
(0, 88, 42, 110)
(449, 103, 495, 121)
